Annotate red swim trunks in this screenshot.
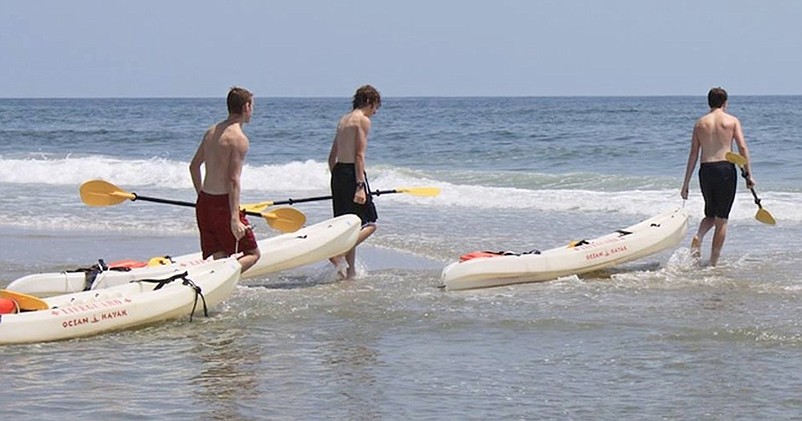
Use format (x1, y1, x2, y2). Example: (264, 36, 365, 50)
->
(195, 191, 258, 259)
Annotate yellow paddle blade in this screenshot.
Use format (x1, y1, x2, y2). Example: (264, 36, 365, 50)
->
(756, 208, 776, 225)
(80, 179, 136, 206)
(0, 289, 49, 311)
(395, 186, 441, 197)
(262, 207, 306, 233)
(725, 151, 747, 167)
(241, 200, 274, 213)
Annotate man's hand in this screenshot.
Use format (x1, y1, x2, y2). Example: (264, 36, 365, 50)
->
(231, 219, 249, 240)
(354, 188, 367, 205)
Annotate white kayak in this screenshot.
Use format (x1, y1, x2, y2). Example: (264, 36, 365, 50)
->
(441, 207, 690, 291)
(7, 214, 361, 297)
(0, 257, 241, 345)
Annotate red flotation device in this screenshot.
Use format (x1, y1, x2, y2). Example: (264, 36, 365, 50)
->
(107, 259, 149, 269)
(459, 249, 542, 262)
(0, 297, 19, 314)
(459, 251, 505, 262)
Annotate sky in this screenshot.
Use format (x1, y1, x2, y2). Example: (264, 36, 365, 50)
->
(2, 0, 801, 98)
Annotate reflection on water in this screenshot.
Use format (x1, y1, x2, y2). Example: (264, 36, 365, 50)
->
(321, 332, 381, 421)
(189, 328, 262, 420)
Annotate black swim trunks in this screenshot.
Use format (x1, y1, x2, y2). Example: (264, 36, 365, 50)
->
(331, 163, 378, 226)
(698, 161, 737, 219)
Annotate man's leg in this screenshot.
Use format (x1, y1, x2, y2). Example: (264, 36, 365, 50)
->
(692, 216, 715, 260)
(710, 218, 728, 266)
(344, 225, 377, 279)
(238, 248, 261, 274)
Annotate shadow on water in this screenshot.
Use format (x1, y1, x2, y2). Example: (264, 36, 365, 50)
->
(582, 261, 664, 280)
(243, 271, 342, 290)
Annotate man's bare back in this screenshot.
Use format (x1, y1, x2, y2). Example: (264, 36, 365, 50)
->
(331, 110, 371, 165)
(196, 121, 249, 195)
(693, 109, 743, 164)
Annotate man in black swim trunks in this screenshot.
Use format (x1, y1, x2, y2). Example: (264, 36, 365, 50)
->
(327, 85, 381, 279)
(681, 87, 756, 266)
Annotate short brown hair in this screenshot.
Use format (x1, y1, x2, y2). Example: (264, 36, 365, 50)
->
(708, 87, 728, 109)
(352, 85, 381, 110)
(227, 86, 253, 114)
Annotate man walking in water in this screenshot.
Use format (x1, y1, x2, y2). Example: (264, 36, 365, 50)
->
(328, 85, 382, 279)
(190, 87, 260, 273)
(681, 87, 755, 266)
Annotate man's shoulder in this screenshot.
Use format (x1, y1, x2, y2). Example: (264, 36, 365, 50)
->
(724, 112, 740, 123)
(339, 111, 370, 128)
(694, 114, 711, 127)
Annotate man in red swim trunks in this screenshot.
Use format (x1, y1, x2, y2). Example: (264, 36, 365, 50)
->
(189, 87, 260, 273)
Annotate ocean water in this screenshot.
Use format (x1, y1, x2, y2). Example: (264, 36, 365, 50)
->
(1, 96, 801, 419)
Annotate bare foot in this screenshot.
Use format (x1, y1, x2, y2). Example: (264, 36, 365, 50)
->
(330, 257, 348, 280)
(690, 236, 701, 260)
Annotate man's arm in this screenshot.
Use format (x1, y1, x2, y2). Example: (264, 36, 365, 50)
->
(328, 133, 339, 172)
(353, 117, 371, 204)
(681, 128, 700, 200)
(732, 118, 755, 188)
(228, 135, 249, 240)
(189, 132, 208, 195)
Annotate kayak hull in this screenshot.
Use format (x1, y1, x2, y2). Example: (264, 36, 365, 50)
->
(176, 214, 362, 278)
(442, 207, 690, 291)
(0, 257, 241, 345)
(7, 215, 361, 297)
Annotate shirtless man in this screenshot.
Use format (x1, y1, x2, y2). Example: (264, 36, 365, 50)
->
(189, 87, 260, 273)
(681, 87, 755, 266)
(327, 85, 382, 279)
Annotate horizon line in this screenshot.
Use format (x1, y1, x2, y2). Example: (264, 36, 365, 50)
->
(2, 93, 802, 100)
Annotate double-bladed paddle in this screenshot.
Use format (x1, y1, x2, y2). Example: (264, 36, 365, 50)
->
(725, 152, 776, 225)
(241, 186, 441, 213)
(79, 180, 306, 233)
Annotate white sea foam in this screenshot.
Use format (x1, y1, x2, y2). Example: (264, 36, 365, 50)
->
(2, 156, 800, 225)
(0, 156, 331, 191)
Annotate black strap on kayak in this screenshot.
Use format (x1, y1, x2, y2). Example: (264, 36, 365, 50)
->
(135, 271, 188, 290)
(571, 230, 632, 248)
(133, 271, 208, 322)
(182, 277, 208, 322)
(77, 259, 133, 291)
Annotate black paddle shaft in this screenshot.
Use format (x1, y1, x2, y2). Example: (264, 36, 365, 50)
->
(132, 194, 263, 217)
(134, 189, 401, 213)
(269, 189, 401, 206)
(736, 166, 763, 207)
